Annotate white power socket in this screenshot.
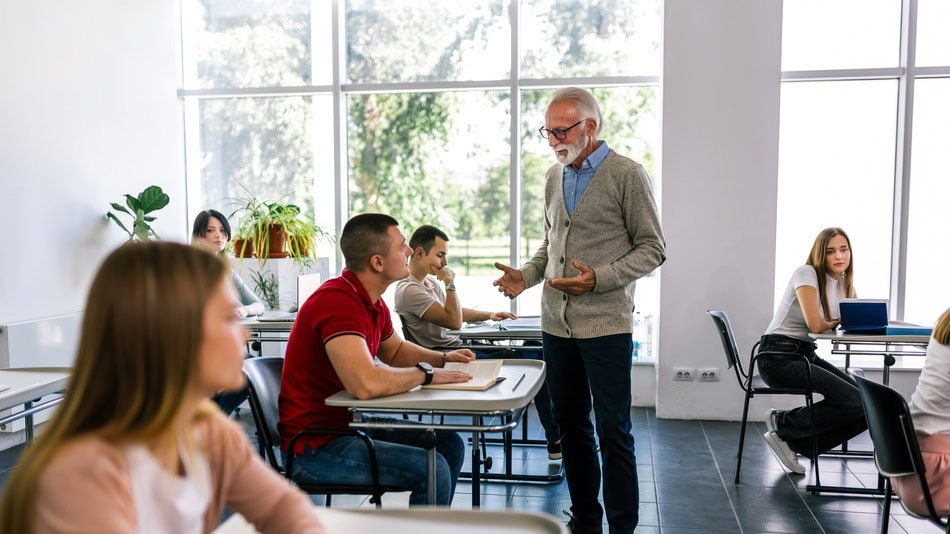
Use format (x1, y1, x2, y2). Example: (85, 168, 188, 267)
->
(672, 367, 695, 381)
(698, 368, 721, 382)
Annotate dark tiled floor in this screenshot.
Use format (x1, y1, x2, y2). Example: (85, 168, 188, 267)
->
(0, 406, 944, 533)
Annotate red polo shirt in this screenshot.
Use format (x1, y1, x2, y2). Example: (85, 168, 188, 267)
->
(278, 269, 394, 453)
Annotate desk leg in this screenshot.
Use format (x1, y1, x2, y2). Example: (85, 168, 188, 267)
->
(24, 401, 34, 444)
(471, 429, 481, 507)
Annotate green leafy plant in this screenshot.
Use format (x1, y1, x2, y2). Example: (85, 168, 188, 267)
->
(248, 270, 280, 310)
(106, 185, 170, 241)
(230, 187, 331, 269)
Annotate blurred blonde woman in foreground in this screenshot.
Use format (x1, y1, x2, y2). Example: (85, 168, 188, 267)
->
(0, 241, 323, 533)
(895, 306, 950, 515)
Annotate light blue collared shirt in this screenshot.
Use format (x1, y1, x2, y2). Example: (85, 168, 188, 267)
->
(563, 141, 609, 215)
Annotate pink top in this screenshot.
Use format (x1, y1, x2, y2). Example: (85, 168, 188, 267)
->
(33, 410, 324, 534)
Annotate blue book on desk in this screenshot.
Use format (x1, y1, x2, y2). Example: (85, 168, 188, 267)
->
(884, 325, 933, 336)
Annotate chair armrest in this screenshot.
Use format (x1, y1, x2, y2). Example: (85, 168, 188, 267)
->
(286, 429, 383, 496)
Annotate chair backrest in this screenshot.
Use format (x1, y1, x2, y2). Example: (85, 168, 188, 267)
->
(852, 372, 924, 479)
(707, 310, 741, 371)
(398, 314, 421, 345)
(243, 357, 285, 470)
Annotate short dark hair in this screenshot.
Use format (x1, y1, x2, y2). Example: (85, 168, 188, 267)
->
(191, 209, 231, 242)
(340, 213, 400, 272)
(409, 225, 449, 253)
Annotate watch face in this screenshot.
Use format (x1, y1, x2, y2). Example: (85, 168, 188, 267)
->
(418, 362, 433, 372)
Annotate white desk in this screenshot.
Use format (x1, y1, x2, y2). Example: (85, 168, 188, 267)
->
(326, 360, 544, 506)
(810, 330, 929, 385)
(806, 331, 928, 496)
(240, 318, 294, 355)
(448, 316, 542, 343)
(448, 317, 562, 484)
(215, 507, 568, 534)
(0, 367, 70, 443)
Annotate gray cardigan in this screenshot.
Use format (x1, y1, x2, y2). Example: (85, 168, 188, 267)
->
(521, 150, 666, 339)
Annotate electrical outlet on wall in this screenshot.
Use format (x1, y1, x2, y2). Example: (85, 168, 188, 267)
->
(672, 367, 695, 381)
(698, 368, 721, 382)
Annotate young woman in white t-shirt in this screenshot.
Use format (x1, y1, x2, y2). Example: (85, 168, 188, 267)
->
(757, 227, 867, 475)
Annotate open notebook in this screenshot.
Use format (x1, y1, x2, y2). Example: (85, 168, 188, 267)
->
(422, 360, 504, 391)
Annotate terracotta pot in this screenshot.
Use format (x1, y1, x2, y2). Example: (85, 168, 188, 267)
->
(265, 224, 288, 258)
(232, 238, 255, 258)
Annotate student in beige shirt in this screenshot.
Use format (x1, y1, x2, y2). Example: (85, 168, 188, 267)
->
(0, 241, 323, 534)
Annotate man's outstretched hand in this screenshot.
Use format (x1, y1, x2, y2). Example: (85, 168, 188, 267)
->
(492, 262, 525, 299)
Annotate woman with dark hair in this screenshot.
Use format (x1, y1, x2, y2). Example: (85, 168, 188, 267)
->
(193, 210, 260, 416)
(0, 242, 323, 533)
(893, 307, 950, 516)
(192, 209, 264, 319)
(757, 227, 867, 474)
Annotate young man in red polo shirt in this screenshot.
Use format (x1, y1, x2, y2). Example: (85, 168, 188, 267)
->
(278, 213, 476, 505)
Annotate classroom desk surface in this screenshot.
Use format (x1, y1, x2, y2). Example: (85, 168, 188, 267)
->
(215, 507, 568, 534)
(810, 330, 930, 345)
(327, 360, 545, 506)
(448, 316, 542, 342)
(0, 367, 70, 442)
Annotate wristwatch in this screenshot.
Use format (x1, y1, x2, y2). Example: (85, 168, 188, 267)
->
(445, 283, 456, 291)
(416, 361, 434, 385)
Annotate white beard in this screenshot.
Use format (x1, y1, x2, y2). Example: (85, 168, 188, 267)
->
(553, 133, 588, 165)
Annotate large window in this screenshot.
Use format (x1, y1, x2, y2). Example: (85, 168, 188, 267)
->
(778, 0, 950, 327)
(181, 0, 663, 359)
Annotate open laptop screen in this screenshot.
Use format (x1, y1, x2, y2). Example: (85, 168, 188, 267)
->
(838, 299, 888, 333)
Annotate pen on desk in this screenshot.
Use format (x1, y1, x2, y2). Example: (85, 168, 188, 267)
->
(511, 373, 526, 391)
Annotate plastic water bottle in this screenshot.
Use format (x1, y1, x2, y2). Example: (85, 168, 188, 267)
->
(632, 312, 642, 361)
(641, 313, 654, 360)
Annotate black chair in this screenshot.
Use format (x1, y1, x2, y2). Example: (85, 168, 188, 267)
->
(242, 357, 406, 508)
(851, 370, 950, 534)
(706, 310, 820, 483)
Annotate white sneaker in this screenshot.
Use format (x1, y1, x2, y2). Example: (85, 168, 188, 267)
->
(765, 409, 781, 434)
(763, 431, 806, 474)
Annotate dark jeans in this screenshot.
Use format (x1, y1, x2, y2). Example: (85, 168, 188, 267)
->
(756, 334, 867, 457)
(212, 353, 252, 416)
(543, 332, 638, 534)
(473, 344, 560, 444)
(284, 416, 465, 505)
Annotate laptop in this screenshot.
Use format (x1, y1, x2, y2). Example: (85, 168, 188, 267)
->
(838, 299, 933, 336)
(838, 299, 888, 334)
(257, 273, 323, 322)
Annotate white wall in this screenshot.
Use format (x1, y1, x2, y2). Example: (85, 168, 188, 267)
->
(0, 0, 184, 326)
(657, 0, 784, 419)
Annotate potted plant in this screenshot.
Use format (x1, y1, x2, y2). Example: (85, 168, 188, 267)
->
(106, 185, 170, 241)
(230, 189, 331, 269)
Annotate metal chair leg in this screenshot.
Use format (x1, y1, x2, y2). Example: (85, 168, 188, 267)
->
(735, 390, 753, 483)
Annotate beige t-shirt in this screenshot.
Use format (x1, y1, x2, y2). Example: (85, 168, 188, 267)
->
(393, 275, 461, 348)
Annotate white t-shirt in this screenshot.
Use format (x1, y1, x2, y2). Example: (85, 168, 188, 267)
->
(125, 442, 211, 534)
(765, 264, 851, 340)
(393, 275, 461, 348)
(910, 339, 950, 436)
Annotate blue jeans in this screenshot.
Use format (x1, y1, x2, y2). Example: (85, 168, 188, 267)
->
(543, 332, 638, 534)
(473, 345, 560, 444)
(212, 353, 251, 416)
(756, 334, 867, 457)
(284, 416, 465, 506)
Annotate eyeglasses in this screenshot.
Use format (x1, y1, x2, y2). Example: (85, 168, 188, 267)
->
(538, 120, 583, 141)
